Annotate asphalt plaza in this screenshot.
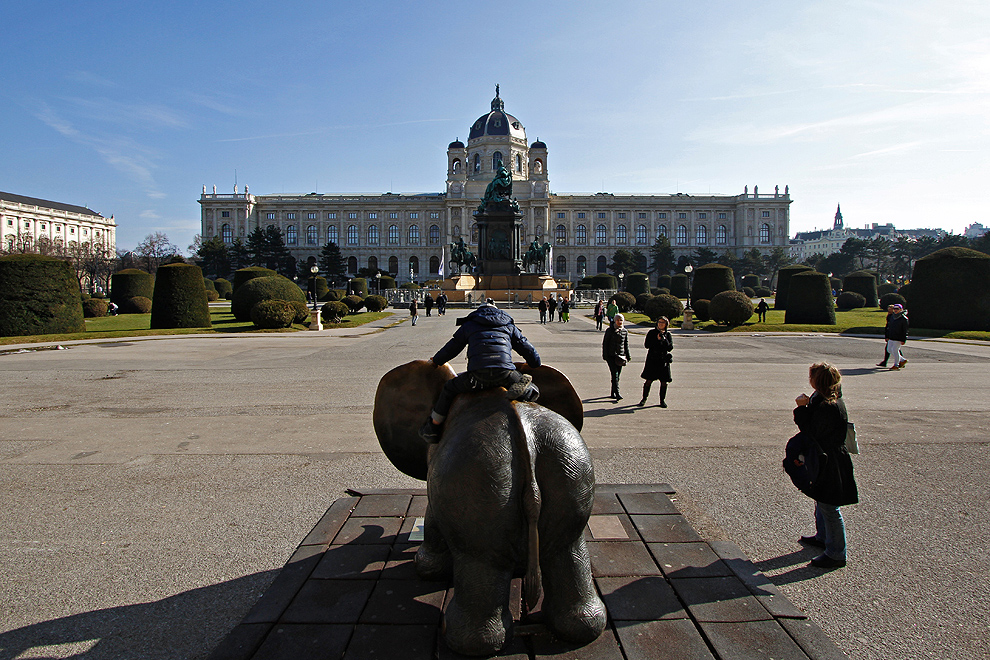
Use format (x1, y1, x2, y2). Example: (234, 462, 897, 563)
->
(0, 308, 988, 659)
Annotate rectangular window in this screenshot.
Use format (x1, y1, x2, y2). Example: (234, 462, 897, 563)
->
(638, 212, 646, 219)
(718, 212, 727, 219)
(762, 210, 771, 218)
(410, 212, 419, 219)
(618, 212, 626, 219)
(221, 211, 230, 218)
(308, 212, 317, 219)
(557, 212, 565, 219)
(577, 212, 586, 219)
(369, 212, 378, 219)
(659, 212, 667, 219)
(348, 212, 357, 219)
(389, 212, 398, 219)
(5, 219, 11, 226)
(678, 212, 686, 219)
(430, 212, 440, 219)
(597, 212, 606, 219)
(71, 227, 75, 234)
(267, 212, 276, 220)
(327, 212, 336, 219)
(698, 212, 707, 219)
(287, 212, 296, 220)
(41, 223, 46, 229)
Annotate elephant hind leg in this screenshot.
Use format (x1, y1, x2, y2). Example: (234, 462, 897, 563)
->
(444, 557, 514, 657)
(540, 538, 607, 644)
(415, 506, 452, 581)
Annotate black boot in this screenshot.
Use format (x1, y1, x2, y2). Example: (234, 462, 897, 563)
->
(638, 381, 652, 406)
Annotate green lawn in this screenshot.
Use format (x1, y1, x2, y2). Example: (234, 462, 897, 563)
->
(0, 307, 394, 346)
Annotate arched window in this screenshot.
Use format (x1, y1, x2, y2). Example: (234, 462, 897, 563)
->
(596, 224, 607, 245)
(534, 159, 543, 174)
(429, 256, 440, 274)
(368, 256, 378, 272)
(675, 225, 688, 246)
(347, 225, 358, 245)
(327, 225, 338, 244)
(471, 224, 479, 243)
(286, 225, 297, 245)
(716, 225, 727, 245)
(658, 224, 668, 239)
(515, 153, 522, 173)
(760, 223, 771, 243)
(636, 225, 647, 245)
(307, 225, 318, 245)
(408, 225, 420, 245)
(409, 256, 420, 276)
(596, 256, 607, 273)
(452, 159, 461, 174)
(473, 153, 481, 173)
(576, 255, 587, 277)
(429, 225, 440, 245)
(492, 151, 503, 170)
(696, 225, 707, 245)
(221, 224, 232, 244)
(388, 225, 400, 245)
(556, 255, 566, 275)
(368, 225, 379, 245)
(388, 256, 399, 274)
(347, 256, 358, 274)
(576, 224, 587, 245)
(617, 224, 627, 245)
(555, 224, 567, 245)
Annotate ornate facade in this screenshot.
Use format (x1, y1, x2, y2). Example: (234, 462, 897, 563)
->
(199, 90, 791, 282)
(1, 191, 115, 255)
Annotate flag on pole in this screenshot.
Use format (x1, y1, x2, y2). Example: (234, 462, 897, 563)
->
(439, 245, 445, 279)
(548, 244, 554, 277)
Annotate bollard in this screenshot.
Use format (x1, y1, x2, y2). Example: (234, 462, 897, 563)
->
(681, 307, 694, 331)
(310, 310, 323, 331)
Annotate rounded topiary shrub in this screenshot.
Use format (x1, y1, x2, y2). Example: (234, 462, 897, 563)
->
(909, 247, 990, 331)
(785, 272, 836, 325)
(879, 292, 907, 309)
(754, 286, 773, 297)
(82, 298, 108, 318)
(351, 277, 369, 296)
(377, 275, 396, 290)
(124, 296, 152, 314)
(110, 269, 154, 307)
(320, 289, 341, 302)
(290, 301, 311, 324)
(214, 278, 233, 299)
(364, 295, 388, 312)
(0, 255, 86, 337)
(829, 277, 842, 294)
(251, 300, 295, 329)
(670, 273, 689, 299)
(232, 267, 277, 294)
(836, 291, 866, 310)
(321, 300, 350, 323)
(635, 293, 654, 311)
(612, 291, 636, 313)
(206, 290, 220, 302)
(897, 283, 910, 299)
(710, 291, 755, 326)
(877, 283, 897, 297)
(644, 294, 683, 322)
(625, 272, 651, 296)
(742, 286, 755, 298)
(399, 282, 420, 290)
(343, 295, 365, 313)
(583, 273, 617, 290)
(656, 287, 671, 296)
(231, 275, 307, 322)
(842, 271, 879, 307)
(313, 276, 330, 301)
(151, 263, 212, 329)
(774, 265, 814, 310)
(204, 278, 217, 293)
(657, 274, 672, 290)
(741, 274, 760, 289)
(692, 299, 711, 322)
(691, 264, 735, 307)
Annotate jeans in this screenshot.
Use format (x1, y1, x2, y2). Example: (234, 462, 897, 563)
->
(607, 359, 624, 397)
(814, 501, 847, 560)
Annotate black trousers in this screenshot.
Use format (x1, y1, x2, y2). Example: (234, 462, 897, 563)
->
(432, 368, 525, 420)
(607, 359, 624, 397)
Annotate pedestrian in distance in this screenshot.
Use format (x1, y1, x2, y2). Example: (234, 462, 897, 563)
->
(602, 313, 631, 401)
(437, 292, 447, 316)
(594, 300, 605, 331)
(424, 293, 434, 317)
(884, 304, 909, 370)
(788, 362, 858, 569)
(539, 296, 548, 324)
(756, 298, 769, 323)
(548, 295, 557, 322)
(605, 299, 619, 325)
(638, 316, 672, 407)
(560, 297, 569, 322)
(409, 298, 419, 326)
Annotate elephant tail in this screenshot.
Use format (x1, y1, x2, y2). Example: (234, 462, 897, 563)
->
(514, 405, 543, 611)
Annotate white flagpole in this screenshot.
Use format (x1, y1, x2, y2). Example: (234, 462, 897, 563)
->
(439, 245, 445, 279)
(548, 245, 554, 277)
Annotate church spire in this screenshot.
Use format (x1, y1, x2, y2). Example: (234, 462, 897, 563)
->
(834, 204, 843, 230)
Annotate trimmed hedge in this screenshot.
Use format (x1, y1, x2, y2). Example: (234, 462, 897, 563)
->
(214, 278, 233, 299)
(206, 290, 220, 302)
(754, 286, 773, 297)
(693, 299, 711, 322)
(82, 298, 109, 318)
(879, 292, 907, 309)
(670, 273, 689, 299)
(0, 255, 85, 336)
(710, 291, 755, 326)
(124, 296, 152, 314)
(836, 291, 866, 310)
(625, 272, 651, 296)
(785, 272, 835, 325)
(314, 276, 329, 301)
(611, 291, 636, 312)
(364, 295, 388, 312)
(742, 286, 755, 297)
(290, 301, 311, 324)
(691, 264, 735, 306)
(643, 294, 683, 322)
(582, 273, 618, 290)
(741, 274, 760, 289)
(151, 263, 212, 329)
(231, 275, 307, 322)
(909, 247, 990, 331)
(877, 283, 897, 297)
(251, 300, 296, 329)
(321, 301, 350, 323)
(635, 293, 654, 311)
(320, 289, 341, 302)
(842, 271, 879, 307)
(774, 265, 814, 310)
(657, 274, 672, 290)
(232, 267, 277, 294)
(110, 269, 154, 307)
(342, 295, 365, 313)
(204, 278, 217, 293)
(351, 277, 369, 296)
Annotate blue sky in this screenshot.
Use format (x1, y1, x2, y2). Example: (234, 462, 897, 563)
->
(2, 0, 987, 252)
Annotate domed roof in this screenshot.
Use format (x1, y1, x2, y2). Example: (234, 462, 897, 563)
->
(448, 139, 465, 149)
(530, 139, 546, 149)
(468, 86, 526, 141)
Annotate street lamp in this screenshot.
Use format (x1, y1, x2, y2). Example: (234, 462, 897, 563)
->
(684, 264, 694, 308)
(309, 265, 319, 310)
(618, 272, 625, 291)
(682, 264, 695, 330)
(375, 271, 382, 295)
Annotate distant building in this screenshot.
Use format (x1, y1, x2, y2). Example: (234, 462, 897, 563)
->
(789, 204, 942, 261)
(198, 89, 792, 282)
(964, 223, 987, 238)
(0, 191, 116, 255)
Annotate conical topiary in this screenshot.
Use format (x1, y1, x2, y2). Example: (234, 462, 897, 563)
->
(691, 263, 735, 307)
(150, 263, 212, 329)
(785, 271, 835, 325)
(774, 265, 814, 310)
(842, 271, 879, 307)
(909, 247, 990, 331)
(110, 268, 154, 307)
(0, 255, 85, 336)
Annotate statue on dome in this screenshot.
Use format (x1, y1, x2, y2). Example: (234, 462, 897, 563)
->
(476, 164, 519, 215)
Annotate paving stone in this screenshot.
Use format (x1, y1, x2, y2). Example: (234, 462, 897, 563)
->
(242, 544, 326, 624)
(709, 541, 807, 619)
(381, 543, 423, 580)
(596, 575, 687, 620)
(344, 624, 436, 659)
(631, 514, 703, 543)
(618, 491, 680, 515)
(780, 618, 850, 660)
(352, 493, 412, 517)
(585, 514, 636, 541)
(250, 623, 351, 660)
(280, 579, 375, 624)
(530, 625, 625, 659)
(592, 490, 625, 514)
(670, 577, 773, 623)
(331, 516, 404, 545)
(359, 578, 446, 624)
(613, 619, 716, 660)
(699, 620, 811, 660)
(409, 494, 429, 517)
(588, 541, 662, 576)
(607, 483, 675, 495)
(299, 497, 357, 547)
(647, 542, 733, 579)
(438, 634, 530, 659)
(311, 544, 390, 580)
(204, 623, 272, 660)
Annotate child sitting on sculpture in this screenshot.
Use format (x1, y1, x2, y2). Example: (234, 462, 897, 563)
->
(420, 299, 541, 443)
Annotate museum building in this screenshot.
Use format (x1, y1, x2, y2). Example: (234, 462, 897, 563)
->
(198, 90, 792, 282)
(1, 191, 116, 255)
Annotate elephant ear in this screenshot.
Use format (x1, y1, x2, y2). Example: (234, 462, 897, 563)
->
(515, 363, 583, 432)
(374, 360, 455, 481)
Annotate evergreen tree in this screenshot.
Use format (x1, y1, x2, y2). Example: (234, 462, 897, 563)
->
(693, 247, 718, 265)
(228, 238, 250, 272)
(648, 236, 675, 276)
(763, 246, 795, 288)
(739, 248, 766, 278)
(196, 235, 231, 279)
(608, 249, 638, 276)
(319, 241, 347, 286)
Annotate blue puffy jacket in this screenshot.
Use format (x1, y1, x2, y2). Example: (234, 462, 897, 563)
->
(433, 305, 541, 371)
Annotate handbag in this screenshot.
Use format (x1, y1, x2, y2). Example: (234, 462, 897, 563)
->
(845, 422, 859, 454)
(783, 432, 828, 497)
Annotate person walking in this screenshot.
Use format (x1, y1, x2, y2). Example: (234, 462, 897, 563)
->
(594, 300, 605, 331)
(602, 313, 631, 400)
(424, 293, 434, 317)
(885, 304, 909, 370)
(538, 296, 548, 324)
(559, 297, 569, 322)
(548, 295, 557, 322)
(409, 298, 419, 326)
(605, 299, 619, 325)
(756, 298, 769, 323)
(638, 316, 673, 407)
(437, 292, 447, 316)
(789, 362, 858, 568)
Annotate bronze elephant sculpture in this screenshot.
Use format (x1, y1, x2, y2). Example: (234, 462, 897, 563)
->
(373, 360, 606, 656)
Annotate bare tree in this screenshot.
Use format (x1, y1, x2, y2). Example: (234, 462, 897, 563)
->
(135, 232, 179, 274)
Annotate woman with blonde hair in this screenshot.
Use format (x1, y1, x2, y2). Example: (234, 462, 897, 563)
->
(790, 362, 858, 569)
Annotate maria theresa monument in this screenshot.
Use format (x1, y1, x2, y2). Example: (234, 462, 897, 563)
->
(199, 87, 791, 283)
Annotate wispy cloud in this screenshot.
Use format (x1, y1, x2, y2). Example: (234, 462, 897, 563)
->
(66, 70, 118, 88)
(61, 96, 189, 130)
(218, 117, 454, 142)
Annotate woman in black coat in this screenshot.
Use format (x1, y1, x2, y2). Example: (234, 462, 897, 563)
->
(638, 316, 672, 407)
(792, 362, 858, 569)
(601, 314, 631, 400)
